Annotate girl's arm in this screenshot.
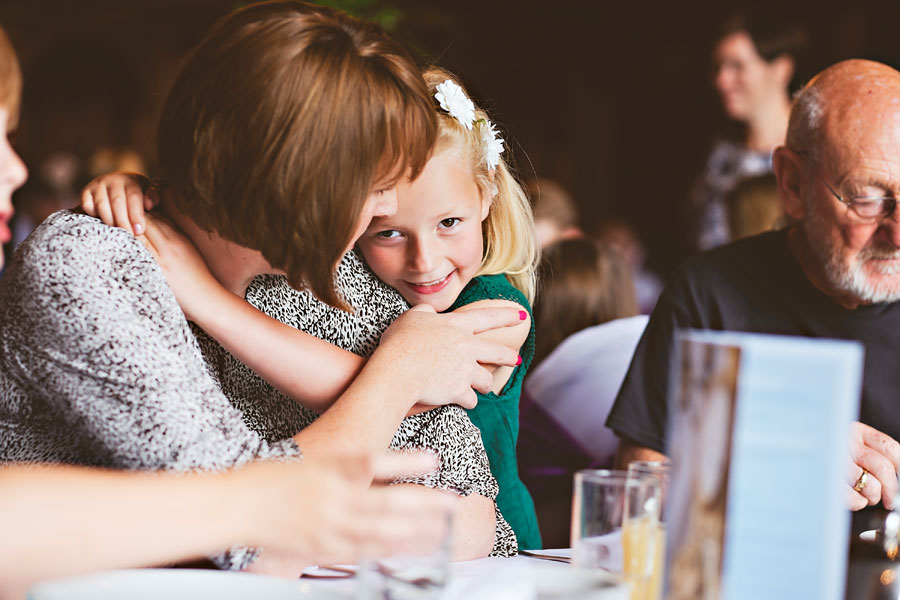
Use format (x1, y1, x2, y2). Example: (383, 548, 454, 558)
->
(453, 298, 531, 394)
(139, 215, 366, 413)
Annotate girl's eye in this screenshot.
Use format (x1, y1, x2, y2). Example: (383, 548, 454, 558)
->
(439, 218, 460, 229)
(375, 186, 394, 196)
(375, 229, 401, 239)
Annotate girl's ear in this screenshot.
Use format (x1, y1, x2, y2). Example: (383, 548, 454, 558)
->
(481, 171, 496, 221)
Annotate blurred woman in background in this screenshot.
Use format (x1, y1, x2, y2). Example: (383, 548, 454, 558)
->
(519, 238, 646, 547)
(694, 13, 805, 250)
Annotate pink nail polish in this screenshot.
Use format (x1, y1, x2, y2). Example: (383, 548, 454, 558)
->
(516, 355, 522, 366)
(519, 310, 527, 320)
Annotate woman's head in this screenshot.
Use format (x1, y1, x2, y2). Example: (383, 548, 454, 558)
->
(533, 238, 637, 367)
(0, 23, 27, 269)
(156, 1, 436, 307)
(357, 67, 538, 310)
(713, 13, 806, 123)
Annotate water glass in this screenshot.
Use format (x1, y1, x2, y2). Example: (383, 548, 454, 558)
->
(357, 514, 451, 600)
(571, 468, 662, 598)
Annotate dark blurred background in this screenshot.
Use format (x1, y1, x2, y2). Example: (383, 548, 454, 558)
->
(3, 0, 900, 279)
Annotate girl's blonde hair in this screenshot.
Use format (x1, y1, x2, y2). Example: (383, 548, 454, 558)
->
(422, 67, 539, 303)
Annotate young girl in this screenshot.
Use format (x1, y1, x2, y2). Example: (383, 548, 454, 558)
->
(355, 67, 541, 549)
(83, 68, 542, 551)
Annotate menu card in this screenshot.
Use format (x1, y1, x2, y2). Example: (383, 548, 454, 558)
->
(664, 330, 862, 600)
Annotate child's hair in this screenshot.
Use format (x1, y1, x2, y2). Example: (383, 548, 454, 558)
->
(725, 173, 785, 240)
(422, 67, 539, 303)
(533, 238, 637, 367)
(157, 1, 436, 309)
(0, 23, 21, 128)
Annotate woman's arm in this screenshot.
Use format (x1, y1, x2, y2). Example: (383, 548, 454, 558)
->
(0, 455, 454, 597)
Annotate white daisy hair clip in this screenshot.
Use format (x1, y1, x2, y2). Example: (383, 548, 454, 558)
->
(434, 79, 505, 172)
(479, 119, 505, 171)
(434, 80, 475, 130)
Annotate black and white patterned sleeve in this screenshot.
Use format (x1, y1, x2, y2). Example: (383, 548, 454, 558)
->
(390, 406, 518, 557)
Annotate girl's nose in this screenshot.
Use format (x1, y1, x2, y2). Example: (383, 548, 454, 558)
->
(409, 238, 438, 274)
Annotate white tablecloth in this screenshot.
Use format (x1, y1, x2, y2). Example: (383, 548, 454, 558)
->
(28, 550, 628, 600)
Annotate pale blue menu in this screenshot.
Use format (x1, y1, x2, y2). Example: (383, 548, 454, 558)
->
(665, 331, 862, 600)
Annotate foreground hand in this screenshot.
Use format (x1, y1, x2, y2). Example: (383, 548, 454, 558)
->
(848, 421, 900, 510)
(376, 304, 524, 410)
(138, 215, 226, 321)
(81, 171, 156, 235)
(245, 452, 453, 574)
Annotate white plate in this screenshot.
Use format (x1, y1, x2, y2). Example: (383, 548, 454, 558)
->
(28, 569, 352, 600)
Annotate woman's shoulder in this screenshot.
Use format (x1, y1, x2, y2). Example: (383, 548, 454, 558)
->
(6, 209, 160, 300)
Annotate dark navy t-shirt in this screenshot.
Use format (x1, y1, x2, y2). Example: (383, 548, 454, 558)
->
(607, 227, 900, 453)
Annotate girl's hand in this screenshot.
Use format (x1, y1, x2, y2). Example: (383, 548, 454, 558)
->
(375, 304, 524, 410)
(81, 172, 156, 236)
(139, 215, 230, 322)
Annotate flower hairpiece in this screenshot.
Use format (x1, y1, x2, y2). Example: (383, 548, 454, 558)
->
(479, 119, 504, 171)
(434, 80, 475, 130)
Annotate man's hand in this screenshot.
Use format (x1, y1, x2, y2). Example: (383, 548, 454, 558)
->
(848, 421, 900, 510)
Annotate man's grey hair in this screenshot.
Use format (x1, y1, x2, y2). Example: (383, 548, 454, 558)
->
(786, 83, 825, 166)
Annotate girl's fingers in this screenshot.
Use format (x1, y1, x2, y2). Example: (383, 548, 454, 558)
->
(81, 190, 96, 216)
(145, 188, 160, 210)
(108, 182, 134, 234)
(94, 185, 114, 229)
(126, 189, 147, 236)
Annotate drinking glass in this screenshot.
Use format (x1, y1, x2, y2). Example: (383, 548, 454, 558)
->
(626, 461, 670, 600)
(571, 469, 661, 600)
(357, 514, 451, 600)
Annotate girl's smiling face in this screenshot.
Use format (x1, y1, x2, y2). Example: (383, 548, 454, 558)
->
(357, 146, 490, 312)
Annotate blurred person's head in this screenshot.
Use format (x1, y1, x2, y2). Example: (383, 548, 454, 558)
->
(0, 22, 28, 269)
(533, 238, 637, 367)
(775, 59, 900, 308)
(156, 0, 435, 308)
(725, 173, 785, 240)
(713, 13, 806, 124)
(596, 218, 647, 269)
(527, 178, 581, 249)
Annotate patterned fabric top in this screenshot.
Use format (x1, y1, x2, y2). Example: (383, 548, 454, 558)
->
(200, 251, 517, 556)
(447, 274, 541, 550)
(694, 140, 772, 250)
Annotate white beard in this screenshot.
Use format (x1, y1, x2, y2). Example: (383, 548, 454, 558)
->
(804, 206, 900, 304)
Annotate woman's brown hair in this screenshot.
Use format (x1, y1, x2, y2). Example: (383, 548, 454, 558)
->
(157, 1, 436, 308)
(0, 24, 21, 128)
(533, 238, 637, 367)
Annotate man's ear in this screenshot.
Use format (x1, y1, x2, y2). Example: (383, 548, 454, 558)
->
(773, 146, 806, 220)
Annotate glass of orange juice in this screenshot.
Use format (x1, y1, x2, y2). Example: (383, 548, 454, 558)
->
(571, 469, 661, 599)
(626, 461, 670, 600)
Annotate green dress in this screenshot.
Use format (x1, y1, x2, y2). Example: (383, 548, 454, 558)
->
(447, 274, 542, 550)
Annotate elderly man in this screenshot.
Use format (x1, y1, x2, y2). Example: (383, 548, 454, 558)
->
(608, 59, 900, 512)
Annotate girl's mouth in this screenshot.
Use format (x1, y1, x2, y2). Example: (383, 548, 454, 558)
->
(404, 271, 453, 295)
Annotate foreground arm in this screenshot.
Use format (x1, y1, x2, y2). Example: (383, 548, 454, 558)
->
(0, 455, 453, 597)
(292, 305, 523, 461)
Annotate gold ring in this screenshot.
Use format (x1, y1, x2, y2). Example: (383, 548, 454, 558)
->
(854, 469, 870, 493)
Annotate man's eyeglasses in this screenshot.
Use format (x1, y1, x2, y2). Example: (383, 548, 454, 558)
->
(821, 176, 898, 222)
